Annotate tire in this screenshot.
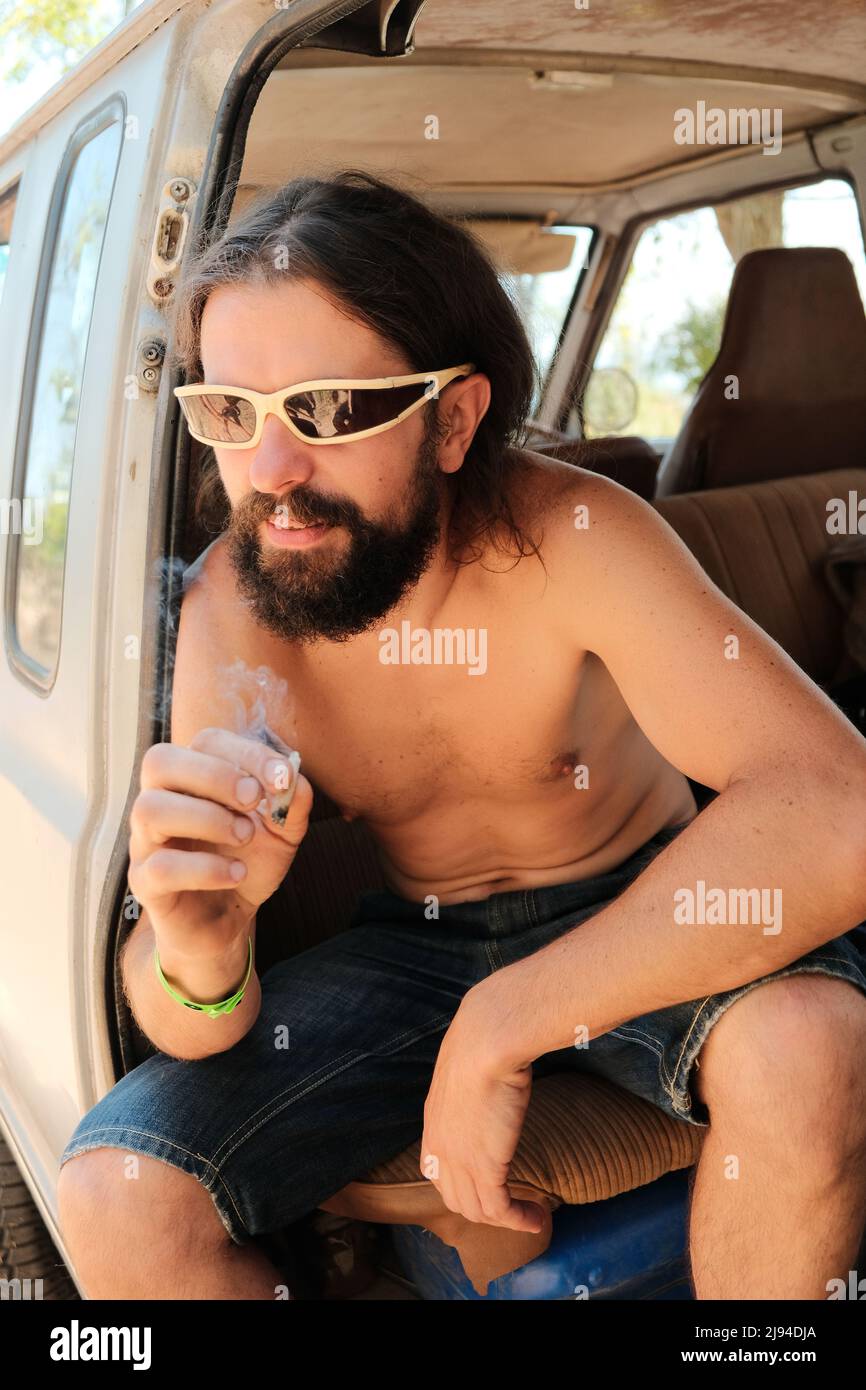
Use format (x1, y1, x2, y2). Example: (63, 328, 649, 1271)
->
(0, 1137, 78, 1299)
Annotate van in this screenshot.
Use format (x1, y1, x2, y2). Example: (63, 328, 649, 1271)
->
(1, 0, 865, 1301)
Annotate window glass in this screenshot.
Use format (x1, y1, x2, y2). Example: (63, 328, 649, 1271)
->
(578, 179, 866, 445)
(497, 224, 594, 412)
(13, 117, 122, 677)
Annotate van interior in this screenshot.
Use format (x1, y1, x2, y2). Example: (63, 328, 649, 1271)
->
(92, 0, 865, 1301)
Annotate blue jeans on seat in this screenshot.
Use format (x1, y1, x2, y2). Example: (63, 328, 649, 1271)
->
(59, 822, 866, 1245)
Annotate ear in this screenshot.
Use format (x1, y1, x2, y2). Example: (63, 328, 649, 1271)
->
(434, 373, 492, 475)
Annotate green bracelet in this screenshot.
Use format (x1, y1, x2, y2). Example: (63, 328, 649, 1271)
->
(154, 937, 253, 1018)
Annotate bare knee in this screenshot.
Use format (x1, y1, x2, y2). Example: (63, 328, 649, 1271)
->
(695, 975, 866, 1154)
(58, 1147, 229, 1293)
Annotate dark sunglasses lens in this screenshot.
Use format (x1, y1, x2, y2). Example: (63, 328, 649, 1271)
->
(284, 382, 431, 439)
(182, 393, 257, 443)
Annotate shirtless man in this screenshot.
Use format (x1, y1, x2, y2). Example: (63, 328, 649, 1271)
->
(58, 171, 866, 1301)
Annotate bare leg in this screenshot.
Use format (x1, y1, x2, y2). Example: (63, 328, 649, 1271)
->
(58, 1148, 285, 1300)
(687, 975, 866, 1299)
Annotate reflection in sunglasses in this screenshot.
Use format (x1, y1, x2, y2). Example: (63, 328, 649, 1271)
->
(285, 389, 352, 439)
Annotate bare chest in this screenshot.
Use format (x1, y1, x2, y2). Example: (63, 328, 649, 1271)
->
(282, 629, 602, 823)
(208, 523, 629, 827)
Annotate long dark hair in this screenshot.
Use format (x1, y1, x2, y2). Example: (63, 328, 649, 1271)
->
(173, 170, 541, 565)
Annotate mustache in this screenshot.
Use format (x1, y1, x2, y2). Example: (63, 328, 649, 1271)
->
(232, 485, 366, 532)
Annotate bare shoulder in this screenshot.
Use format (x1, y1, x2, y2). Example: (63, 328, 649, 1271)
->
(507, 446, 586, 518)
(176, 533, 241, 642)
(507, 452, 717, 656)
(509, 448, 677, 569)
(171, 534, 269, 744)
(180, 532, 235, 606)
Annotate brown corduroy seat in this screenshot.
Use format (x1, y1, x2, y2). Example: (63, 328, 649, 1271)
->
(320, 1073, 704, 1295)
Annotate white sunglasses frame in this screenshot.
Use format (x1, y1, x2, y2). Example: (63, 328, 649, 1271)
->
(174, 362, 476, 449)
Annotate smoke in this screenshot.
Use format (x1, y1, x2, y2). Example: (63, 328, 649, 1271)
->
(147, 561, 301, 823)
(220, 658, 301, 826)
(220, 657, 298, 748)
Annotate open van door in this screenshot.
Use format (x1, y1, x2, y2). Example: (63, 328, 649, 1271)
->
(0, 0, 428, 1289)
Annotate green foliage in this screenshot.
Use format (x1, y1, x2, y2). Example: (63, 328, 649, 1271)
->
(661, 299, 727, 393)
(0, 1, 121, 83)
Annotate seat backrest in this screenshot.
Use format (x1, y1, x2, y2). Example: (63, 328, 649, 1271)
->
(655, 248, 866, 497)
(654, 468, 861, 685)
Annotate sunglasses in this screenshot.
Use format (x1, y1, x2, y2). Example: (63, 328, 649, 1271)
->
(174, 362, 475, 449)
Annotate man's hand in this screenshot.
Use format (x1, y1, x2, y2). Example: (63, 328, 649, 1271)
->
(420, 980, 546, 1234)
(129, 727, 312, 965)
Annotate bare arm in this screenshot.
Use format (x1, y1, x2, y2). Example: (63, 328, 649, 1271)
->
(121, 556, 311, 1061)
(472, 473, 866, 1064)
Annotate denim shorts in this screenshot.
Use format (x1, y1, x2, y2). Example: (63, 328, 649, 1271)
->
(59, 821, 866, 1245)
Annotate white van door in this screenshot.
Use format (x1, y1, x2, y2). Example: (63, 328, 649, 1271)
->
(0, 0, 428, 1252)
(0, 1, 215, 1230)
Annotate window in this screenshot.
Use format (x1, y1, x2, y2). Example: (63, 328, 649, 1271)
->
(0, 182, 18, 305)
(577, 178, 866, 446)
(8, 105, 123, 684)
(465, 219, 593, 414)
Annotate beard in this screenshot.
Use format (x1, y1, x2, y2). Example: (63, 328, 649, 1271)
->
(225, 420, 444, 643)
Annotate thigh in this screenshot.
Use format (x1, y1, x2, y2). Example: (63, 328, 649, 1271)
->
(60, 923, 480, 1242)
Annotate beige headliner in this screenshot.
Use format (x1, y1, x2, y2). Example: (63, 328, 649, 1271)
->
(2, 0, 863, 179)
(412, 0, 866, 89)
(245, 0, 866, 192)
(243, 59, 859, 192)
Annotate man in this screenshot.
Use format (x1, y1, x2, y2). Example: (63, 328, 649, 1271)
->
(58, 171, 866, 1301)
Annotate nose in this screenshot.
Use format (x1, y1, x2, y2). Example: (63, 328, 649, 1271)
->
(247, 413, 316, 496)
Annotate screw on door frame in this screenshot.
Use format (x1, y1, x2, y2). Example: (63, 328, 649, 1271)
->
(137, 338, 166, 392)
(170, 178, 192, 203)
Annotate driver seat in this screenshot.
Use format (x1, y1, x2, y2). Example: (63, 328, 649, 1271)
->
(655, 247, 866, 497)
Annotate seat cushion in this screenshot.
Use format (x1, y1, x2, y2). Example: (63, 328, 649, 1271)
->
(321, 1072, 703, 1295)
